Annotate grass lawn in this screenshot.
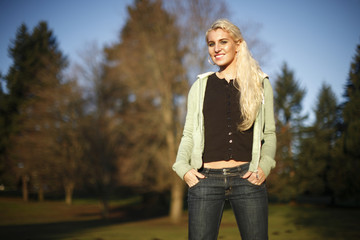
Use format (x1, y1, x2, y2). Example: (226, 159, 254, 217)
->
(1, 197, 360, 240)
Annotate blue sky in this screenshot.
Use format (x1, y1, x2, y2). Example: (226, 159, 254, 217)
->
(1, 0, 359, 123)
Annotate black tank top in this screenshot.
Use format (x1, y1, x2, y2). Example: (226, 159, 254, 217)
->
(202, 73, 253, 163)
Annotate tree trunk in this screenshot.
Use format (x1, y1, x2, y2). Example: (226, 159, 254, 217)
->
(101, 197, 110, 219)
(65, 181, 75, 205)
(170, 176, 184, 223)
(38, 183, 44, 202)
(160, 86, 185, 223)
(22, 174, 29, 202)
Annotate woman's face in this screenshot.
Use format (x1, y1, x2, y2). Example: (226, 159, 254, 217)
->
(207, 29, 240, 70)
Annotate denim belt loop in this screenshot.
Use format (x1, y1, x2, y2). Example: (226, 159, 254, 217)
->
(222, 168, 230, 175)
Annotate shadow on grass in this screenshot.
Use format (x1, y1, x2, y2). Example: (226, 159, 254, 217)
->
(0, 202, 169, 240)
(290, 204, 360, 240)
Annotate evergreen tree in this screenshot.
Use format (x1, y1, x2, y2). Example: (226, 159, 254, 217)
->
(4, 22, 67, 201)
(329, 43, 360, 203)
(342, 43, 360, 161)
(268, 62, 306, 201)
(0, 73, 13, 188)
(297, 83, 339, 198)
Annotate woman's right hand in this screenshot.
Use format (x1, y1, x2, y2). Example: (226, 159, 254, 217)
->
(184, 169, 205, 187)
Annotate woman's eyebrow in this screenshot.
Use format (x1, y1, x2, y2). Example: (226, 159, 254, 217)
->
(208, 37, 229, 42)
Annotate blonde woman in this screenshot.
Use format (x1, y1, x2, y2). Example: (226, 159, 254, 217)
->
(173, 19, 276, 240)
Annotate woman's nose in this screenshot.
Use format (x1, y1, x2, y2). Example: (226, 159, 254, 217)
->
(214, 43, 221, 52)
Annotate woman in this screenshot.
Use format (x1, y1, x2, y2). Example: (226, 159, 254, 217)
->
(172, 19, 276, 240)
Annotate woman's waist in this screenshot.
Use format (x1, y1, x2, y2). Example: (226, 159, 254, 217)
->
(203, 160, 248, 169)
(200, 161, 250, 176)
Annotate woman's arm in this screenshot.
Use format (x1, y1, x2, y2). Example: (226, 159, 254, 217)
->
(259, 78, 277, 177)
(172, 82, 198, 179)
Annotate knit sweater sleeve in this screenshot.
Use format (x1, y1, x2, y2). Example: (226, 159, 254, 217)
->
(259, 78, 277, 177)
(172, 80, 198, 179)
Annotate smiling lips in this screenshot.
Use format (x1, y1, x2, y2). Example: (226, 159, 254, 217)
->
(214, 54, 225, 60)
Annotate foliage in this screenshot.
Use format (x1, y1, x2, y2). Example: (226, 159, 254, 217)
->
(269, 62, 306, 201)
(2, 22, 68, 200)
(104, 0, 187, 192)
(296, 83, 340, 197)
(72, 42, 128, 216)
(274, 63, 306, 125)
(342, 44, 360, 159)
(1, 22, 86, 204)
(328, 43, 360, 202)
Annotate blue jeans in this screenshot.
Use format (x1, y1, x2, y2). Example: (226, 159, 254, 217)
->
(187, 163, 268, 240)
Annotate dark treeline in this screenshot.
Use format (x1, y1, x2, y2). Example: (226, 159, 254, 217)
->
(0, 0, 359, 222)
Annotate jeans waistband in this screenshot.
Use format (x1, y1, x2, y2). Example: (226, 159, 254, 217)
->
(199, 162, 250, 176)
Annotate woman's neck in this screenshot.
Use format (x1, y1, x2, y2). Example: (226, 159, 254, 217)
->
(217, 68, 236, 82)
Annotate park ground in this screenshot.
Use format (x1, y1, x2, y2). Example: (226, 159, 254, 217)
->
(1, 197, 360, 240)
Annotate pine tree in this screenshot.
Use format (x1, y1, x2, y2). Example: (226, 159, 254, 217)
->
(329, 43, 360, 203)
(268, 62, 306, 201)
(0, 73, 13, 188)
(4, 22, 67, 201)
(342, 44, 360, 160)
(297, 83, 339, 198)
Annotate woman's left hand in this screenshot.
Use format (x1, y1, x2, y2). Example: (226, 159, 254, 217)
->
(242, 167, 266, 185)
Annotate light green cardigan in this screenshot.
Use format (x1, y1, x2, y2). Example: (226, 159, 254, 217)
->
(172, 72, 276, 179)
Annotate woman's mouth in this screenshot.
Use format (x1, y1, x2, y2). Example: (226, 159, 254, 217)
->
(215, 54, 224, 59)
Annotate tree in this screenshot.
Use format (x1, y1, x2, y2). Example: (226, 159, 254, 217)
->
(269, 62, 306, 201)
(52, 79, 86, 205)
(342, 43, 360, 163)
(0, 73, 11, 186)
(72, 42, 128, 217)
(297, 83, 339, 198)
(329, 43, 360, 203)
(1, 27, 30, 194)
(0, 73, 14, 190)
(4, 22, 67, 201)
(164, 0, 229, 76)
(104, 0, 188, 222)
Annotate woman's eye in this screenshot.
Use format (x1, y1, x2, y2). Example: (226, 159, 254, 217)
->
(220, 40, 228, 45)
(208, 42, 215, 47)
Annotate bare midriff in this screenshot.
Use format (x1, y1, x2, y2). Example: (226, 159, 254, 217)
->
(203, 159, 248, 169)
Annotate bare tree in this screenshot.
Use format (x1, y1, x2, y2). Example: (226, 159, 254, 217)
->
(239, 21, 272, 67)
(165, 0, 229, 77)
(74, 42, 127, 218)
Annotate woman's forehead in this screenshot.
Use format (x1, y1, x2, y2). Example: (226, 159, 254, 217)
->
(207, 29, 232, 41)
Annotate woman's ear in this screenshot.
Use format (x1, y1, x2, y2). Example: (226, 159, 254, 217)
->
(236, 40, 242, 53)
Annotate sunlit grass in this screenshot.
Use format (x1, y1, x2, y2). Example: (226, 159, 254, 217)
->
(1, 197, 359, 240)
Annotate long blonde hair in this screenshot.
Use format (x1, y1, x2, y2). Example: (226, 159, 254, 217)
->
(206, 19, 264, 131)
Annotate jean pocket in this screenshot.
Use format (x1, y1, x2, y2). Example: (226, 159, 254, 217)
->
(189, 177, 205, 189)
(245, 178, 265, 188)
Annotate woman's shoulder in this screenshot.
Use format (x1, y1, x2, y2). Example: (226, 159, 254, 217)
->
(197, 71, 214, 80)
(187, 72, 214, 98)
(189, 72, 214, 89)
